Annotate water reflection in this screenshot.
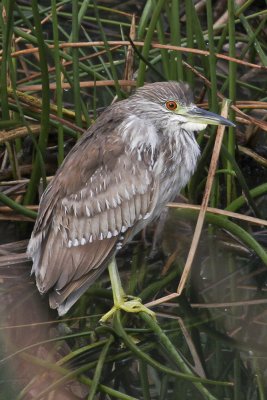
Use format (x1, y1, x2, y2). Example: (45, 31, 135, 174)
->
(1, 210, 267, 398)
(0, 241, 88, 399)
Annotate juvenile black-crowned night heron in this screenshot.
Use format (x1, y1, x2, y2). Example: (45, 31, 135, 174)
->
(28, 81, 234, 319)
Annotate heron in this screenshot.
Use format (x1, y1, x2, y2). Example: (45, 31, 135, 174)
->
(27, 81, 234, 320)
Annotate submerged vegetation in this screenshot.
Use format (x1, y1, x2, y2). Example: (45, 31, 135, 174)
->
(0, 0, 267, 399)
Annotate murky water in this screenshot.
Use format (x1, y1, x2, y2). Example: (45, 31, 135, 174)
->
(1, 210, 266, 399)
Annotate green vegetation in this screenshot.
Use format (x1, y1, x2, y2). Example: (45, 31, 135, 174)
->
(0, 1, 267, 399)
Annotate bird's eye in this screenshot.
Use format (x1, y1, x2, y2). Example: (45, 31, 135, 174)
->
(165, 101, 178, 111)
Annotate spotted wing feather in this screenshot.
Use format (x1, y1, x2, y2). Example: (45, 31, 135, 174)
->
(28, 121, 159, 315)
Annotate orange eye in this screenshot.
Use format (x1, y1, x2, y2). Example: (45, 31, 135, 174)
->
(165, 101, 178, 111)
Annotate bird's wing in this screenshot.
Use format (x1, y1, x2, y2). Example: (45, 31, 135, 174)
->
(28, 122, 160, 314)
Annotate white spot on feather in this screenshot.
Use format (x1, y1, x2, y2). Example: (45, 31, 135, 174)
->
(97, 201, 101, 213)
(124, 188, 130, 199)
(73, 239, 79, 247)
(112, 198, 117, 207)
(116, 193, 121, 204)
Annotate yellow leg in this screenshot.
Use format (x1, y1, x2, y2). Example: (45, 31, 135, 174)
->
(100, 257, 155, 322)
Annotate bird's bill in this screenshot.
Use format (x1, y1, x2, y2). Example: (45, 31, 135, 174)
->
(179, 107, 236, 127)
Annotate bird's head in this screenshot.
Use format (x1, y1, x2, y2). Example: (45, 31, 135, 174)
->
(131, 81, 235, 132)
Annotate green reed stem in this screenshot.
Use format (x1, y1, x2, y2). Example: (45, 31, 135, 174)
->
(0, 1, 16, 179)
(159, 375, 169, 400)
(238, 13, 267, 66)
(137, 0, 152, 39)
(51, 0, 64, 164)
(252, 356, 266, 400)
(154, 2, 169, 80)
(174, 209, 267, 266)
(139, 360, 151, 400)
(206, 0, 218, 113)
(93, 0, 122, 98)
(190, 4, 209, 78)
(169, 0, 182, 80)
(0, 0, 14, 119)
(0, 192, 37, 219)
(24, 0, 50, 205)
(114, 312, 231, 390)
(221, 145, 261, 218)
(226, 0, 237, 204)
(87, 335, 114, 400)
(226, 183, 267, 212)
(19, 352, 137, 400)
(185, 1, 194, 87)
(233, 355, 241, 400)
(140, 313, 224, 399)
(139, 260, 180, 301)
(71, 0, 83, 128)
(137, 0, 166, 87)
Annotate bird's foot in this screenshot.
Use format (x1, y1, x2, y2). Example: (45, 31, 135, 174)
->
(101, 257, 155, 322)
(100, 295, 155, 323)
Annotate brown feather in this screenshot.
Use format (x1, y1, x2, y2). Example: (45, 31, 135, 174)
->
(28, 124, 159, 314)
(49, 238, 117, 314)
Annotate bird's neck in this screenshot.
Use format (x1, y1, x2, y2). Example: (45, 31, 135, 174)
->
(119, 114, 159, 156)
(156, 120, 200, 180)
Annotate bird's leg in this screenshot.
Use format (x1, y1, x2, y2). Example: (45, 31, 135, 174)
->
(100, 256, 155, 322)
(150, 208, 168, 258)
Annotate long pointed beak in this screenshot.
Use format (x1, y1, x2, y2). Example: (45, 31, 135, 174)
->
(183, 107, 236, 127)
